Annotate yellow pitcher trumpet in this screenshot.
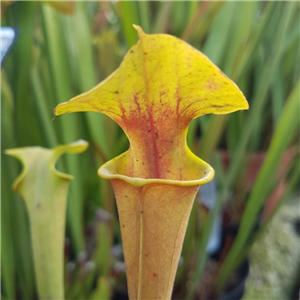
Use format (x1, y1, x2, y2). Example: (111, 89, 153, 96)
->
(55, 26, 248, 300)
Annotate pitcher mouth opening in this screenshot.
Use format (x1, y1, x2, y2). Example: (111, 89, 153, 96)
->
(98, 150, 214, 187)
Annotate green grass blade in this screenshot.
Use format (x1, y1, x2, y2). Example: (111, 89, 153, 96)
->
(228, 156, 300, 272)
(138, 1, 150, 33)
(30, 66, 58, 147)
(198, 116, 227, 161)
(186, 2, 294, 298)
(222, 1, 257, 75)
(170, 1, 188, 36)
(271, 65, 285, 126)
(218, 76, 300, 286)
(62, 2, 110, 158)
(10, 1, 42, 147)
(1, 74, 16, 299)
(2, 76, 36, 299)
(187, 1, 199, 21)
(232, 2, 277, 80)
(153, 1, 173, 33)
(118, 1, 140, 46)
(42, 5, 85, 252)
(202, 2, 235, 66)
(182, 2, 223, 43)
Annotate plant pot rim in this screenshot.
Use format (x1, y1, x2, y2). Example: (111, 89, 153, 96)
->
(99, 150, 214, 187)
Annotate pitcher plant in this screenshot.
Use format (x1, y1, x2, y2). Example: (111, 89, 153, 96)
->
(55, 26, 248, 300)
(6, 140, 88, 300)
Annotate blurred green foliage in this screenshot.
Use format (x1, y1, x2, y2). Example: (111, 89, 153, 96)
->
(1, 1, 299, 299)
